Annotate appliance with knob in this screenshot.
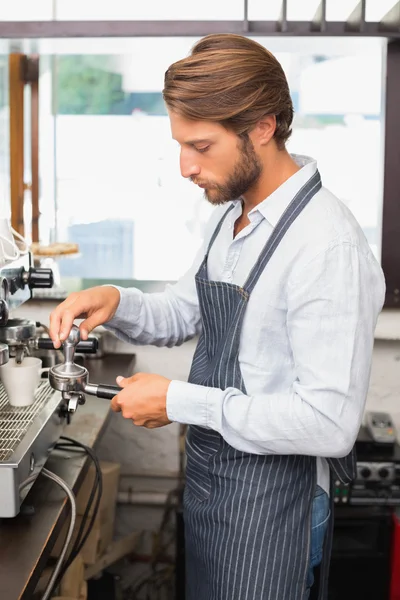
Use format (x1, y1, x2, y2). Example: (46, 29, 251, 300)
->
(0, 250, 107, 517)
(314, 414, 400, 600)
(333, 413, 400, 507)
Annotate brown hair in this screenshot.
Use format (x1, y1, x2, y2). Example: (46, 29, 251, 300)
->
(163, 34, 293, 149)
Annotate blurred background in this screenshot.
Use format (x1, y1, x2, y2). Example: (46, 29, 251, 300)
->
(0, 0, 392, 286)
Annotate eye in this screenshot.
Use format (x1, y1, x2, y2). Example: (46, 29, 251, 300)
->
(195, 146, 210, 154)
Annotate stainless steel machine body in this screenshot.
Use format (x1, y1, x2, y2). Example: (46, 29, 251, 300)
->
(0, 252, 64, 517)
(0, 254, 121, 516)
(0, 380, 64, 517)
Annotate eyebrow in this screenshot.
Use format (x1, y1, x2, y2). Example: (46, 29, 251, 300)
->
(174, 138, 214, 145)
(187, 138, 213, 145)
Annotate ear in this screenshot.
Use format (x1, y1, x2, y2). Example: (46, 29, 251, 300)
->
(250, 115, 276, 147)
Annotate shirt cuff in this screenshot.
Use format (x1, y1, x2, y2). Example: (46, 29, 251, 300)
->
(104, 286, 142, 330)
(166, 380, 210, 427)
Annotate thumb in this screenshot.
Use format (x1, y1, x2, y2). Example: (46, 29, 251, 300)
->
(116, 373, 141, 387)
(79, 314, 102, 339)
(116, 375, 130, 388)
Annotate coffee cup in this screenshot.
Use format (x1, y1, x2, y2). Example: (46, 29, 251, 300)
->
(0, 357, 48, 407)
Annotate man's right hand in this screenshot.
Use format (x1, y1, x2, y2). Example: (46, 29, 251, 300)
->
(49, 286, 121, 349)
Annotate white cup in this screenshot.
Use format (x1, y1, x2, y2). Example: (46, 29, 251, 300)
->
(0, 357, 48, 407)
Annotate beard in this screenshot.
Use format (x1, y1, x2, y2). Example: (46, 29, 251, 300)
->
(195, 134, 263, 206)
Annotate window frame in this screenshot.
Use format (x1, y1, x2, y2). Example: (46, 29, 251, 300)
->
(3, 8, 400, 306)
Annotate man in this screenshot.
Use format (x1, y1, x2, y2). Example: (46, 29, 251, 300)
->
(49, 34, 385, 599)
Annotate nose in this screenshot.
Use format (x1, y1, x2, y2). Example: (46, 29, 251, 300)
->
(180, 149, 201, 179)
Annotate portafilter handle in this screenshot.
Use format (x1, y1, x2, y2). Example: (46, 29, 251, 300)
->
(37, 333, 99, 353)
(83, 383, 123, 400)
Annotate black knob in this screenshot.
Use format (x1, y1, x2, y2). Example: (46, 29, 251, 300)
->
(57, 404, 71, 424)
(27, 267, 54, 289)
(379, 468, 389, 479)
(360, 467, 371, 478)
(0, 299, 9, 325)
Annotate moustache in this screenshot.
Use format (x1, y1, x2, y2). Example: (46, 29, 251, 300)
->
(191, 179, 215, 188)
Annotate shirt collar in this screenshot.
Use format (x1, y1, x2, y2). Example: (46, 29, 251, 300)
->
(249, 154, 318, 228)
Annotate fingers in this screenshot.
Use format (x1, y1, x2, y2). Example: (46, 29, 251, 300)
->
(111, 375, 146, 424)
(115, 373, 143, 387)
(49, 286, 120, 348)
(79, 312, 106, 340)
(110, 394, 122, 412)
(110, 386, 138, 422)
(49, 296, 78, 348)
(49, 293, 93, 347)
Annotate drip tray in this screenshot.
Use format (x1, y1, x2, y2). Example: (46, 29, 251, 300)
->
(0, 381, 56, 461)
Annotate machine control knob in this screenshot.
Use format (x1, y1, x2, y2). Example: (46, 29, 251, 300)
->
(360, 467, 371, 479)
(25, 267, 54, 289)
(379, 467, 390, 479)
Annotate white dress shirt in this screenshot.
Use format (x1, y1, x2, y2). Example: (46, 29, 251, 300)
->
(105, 155, 386, 494)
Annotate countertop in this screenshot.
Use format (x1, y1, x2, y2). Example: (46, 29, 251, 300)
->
(0, 352, 136, 600)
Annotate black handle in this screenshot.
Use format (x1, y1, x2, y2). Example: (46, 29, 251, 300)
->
(27, 267, 54, 289)
(96, 384, 122, 399)
(37, 338, 59, 350)
(75, 339, 99, 353)
(37, 337, 99, 353)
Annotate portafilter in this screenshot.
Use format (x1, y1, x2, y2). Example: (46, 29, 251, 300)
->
(48, 325, 122, 412)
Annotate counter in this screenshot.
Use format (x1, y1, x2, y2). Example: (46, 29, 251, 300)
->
(0, 352, 136, 600)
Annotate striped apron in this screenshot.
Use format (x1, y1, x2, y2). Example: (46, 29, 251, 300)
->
(184, 170, 357, 600)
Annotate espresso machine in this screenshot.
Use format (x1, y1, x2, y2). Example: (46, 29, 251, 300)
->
(0, 252, 62, 517)
(0, 251, 121, 517)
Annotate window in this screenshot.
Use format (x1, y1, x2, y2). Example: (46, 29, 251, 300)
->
(36, 37, 384, 284)
(0, 0, 53, 20)
(54, 0, 244, 21)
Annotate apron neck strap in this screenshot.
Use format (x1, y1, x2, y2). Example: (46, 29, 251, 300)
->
(243, 170, 322, 295)
(204, 203, 236, 258)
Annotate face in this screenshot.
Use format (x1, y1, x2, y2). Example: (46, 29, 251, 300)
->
(169, 111, 263, 205)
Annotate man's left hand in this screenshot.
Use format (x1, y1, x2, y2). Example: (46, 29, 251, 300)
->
(110, 372, 172, 429)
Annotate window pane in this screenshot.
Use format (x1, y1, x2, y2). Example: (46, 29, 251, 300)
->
(366, 0, 399, 22)
(287, 0, 323, 21)
(55, 0, 244, 20)
(52, 41, 214, 281)
(286, 49, 384, 260)
(249, 0, 362, 21)
(248, 0, 283, 21)
(325, 0, 359, 21)
(0, 55, 10, 218)
(0, 0, 53, 20)
(47, 37, 384, 284)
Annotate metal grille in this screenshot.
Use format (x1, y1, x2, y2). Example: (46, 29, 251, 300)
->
(0, 381, 56, 461)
